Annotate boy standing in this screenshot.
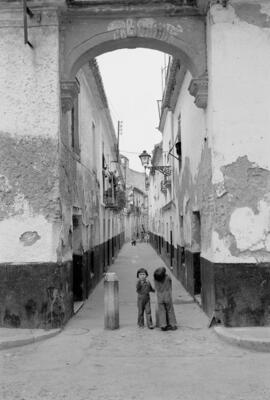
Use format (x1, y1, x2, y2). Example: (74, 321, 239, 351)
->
(136, 268, 155, 329)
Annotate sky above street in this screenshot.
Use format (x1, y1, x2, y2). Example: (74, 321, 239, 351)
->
(98, 49, 168, 172)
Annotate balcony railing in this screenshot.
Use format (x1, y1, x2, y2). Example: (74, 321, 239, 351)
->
(161, 181, 167, 193)
(127, 204, 142, 215)
(103, 194, 118, 209)
(104, 189, 126, 211)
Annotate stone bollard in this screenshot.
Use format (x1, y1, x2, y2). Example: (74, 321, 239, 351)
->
(104, 272, 119, 329)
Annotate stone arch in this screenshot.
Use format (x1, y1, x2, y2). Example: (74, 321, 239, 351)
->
(61, 16, 206, 81)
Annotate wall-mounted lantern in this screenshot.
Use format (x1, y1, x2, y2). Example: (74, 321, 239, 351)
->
(139, 150, 151, 168)
(139, 150, 171, 176)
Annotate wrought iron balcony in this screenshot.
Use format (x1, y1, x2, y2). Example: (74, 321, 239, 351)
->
(104, 189, 126, 211)
(103, 194, 117, 209)
(164, 176, 171, 188)
(127, 204, 142, 215)
(161, 180, 167, 193)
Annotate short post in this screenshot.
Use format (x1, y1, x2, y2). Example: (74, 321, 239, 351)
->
(104, 272, 119, 329)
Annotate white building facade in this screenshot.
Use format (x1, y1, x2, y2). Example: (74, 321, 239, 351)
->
(122, 156, 148, 242)
(149, 42, 270, 326)
(1, 0, 270, 328)
(0, 57, 125, 328)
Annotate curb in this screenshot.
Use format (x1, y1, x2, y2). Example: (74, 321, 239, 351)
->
(214, 326, 270, 352)
(0, 328, 61, 351)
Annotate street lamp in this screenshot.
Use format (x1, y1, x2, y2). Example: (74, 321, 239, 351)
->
(139, 149, 171, 176)
(139, 150, 151, 168)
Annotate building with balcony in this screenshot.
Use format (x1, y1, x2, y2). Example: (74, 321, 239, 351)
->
(148, 55, 207, 310)
(0, 58, 125, 329)
(148, 140, 180, 274)
(121, 156, 148, 242)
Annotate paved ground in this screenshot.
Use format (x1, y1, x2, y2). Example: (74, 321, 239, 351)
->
(1, 243, 270, 400)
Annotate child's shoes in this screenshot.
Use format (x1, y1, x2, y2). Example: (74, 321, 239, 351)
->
(161, 326, 168, 331)
(167, 325, 178, 331)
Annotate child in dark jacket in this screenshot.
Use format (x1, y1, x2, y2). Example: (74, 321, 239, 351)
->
(153, 267, 177, 331)
(136, 268, 155, 329)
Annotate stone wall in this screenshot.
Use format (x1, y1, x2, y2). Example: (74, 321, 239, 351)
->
(0, 8, 61, 264)
(0, 262, 73, 329)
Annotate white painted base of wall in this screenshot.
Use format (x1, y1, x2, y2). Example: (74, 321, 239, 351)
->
(0, 215, 58, 263)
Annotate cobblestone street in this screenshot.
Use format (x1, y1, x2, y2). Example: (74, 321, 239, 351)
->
(1, 243, 270, 400)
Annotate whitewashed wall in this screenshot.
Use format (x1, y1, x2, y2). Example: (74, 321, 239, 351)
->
(171, 71, 205, 250)
(0, 9, 61, 263)
(206, 2, 270, 263)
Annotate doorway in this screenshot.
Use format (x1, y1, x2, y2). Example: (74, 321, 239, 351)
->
(72, 214, 84, 302)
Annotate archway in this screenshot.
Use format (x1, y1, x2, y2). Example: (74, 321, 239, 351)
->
(61, 15, 206, 81)
(58, 6, 208, 327)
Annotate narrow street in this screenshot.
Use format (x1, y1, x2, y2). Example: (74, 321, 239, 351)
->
(1, 243, 270, 400)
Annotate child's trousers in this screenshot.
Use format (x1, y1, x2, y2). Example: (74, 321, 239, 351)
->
(137, 295, 153, 327)
(157, 300, 177, 328)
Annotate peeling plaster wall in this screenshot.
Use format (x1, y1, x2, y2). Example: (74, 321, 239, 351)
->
(0, 9, 61, 263)
(59, 63, 122, 261)
(59, 68, 102, 261)
(206, 2, 270, 263)
(0, 10, 60, 138)
(0, 133, 61, 263)
(176, 71, 205, 182)
(172, 71, 206, 251)
(150, 70, 206, 251)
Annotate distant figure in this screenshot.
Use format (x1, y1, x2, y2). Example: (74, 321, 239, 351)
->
(131, 232, 136, 246)
(145, 232, 150, 243)
(136, 268, 155, 329)
(153, 267, 177, 331)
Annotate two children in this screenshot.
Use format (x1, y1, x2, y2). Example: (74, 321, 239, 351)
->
(136, 266, 177, 331)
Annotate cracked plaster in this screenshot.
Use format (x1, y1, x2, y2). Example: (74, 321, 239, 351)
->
(0, 132, 61, 263)
(230, 202, 270, 253)
(210, 2, 270, 28)
(213, 156, 270, 261)
(234, 2, 270, 28)
(0, 132, 60, 221)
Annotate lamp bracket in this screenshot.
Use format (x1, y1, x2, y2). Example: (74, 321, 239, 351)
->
(149, 166, 171, 176)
